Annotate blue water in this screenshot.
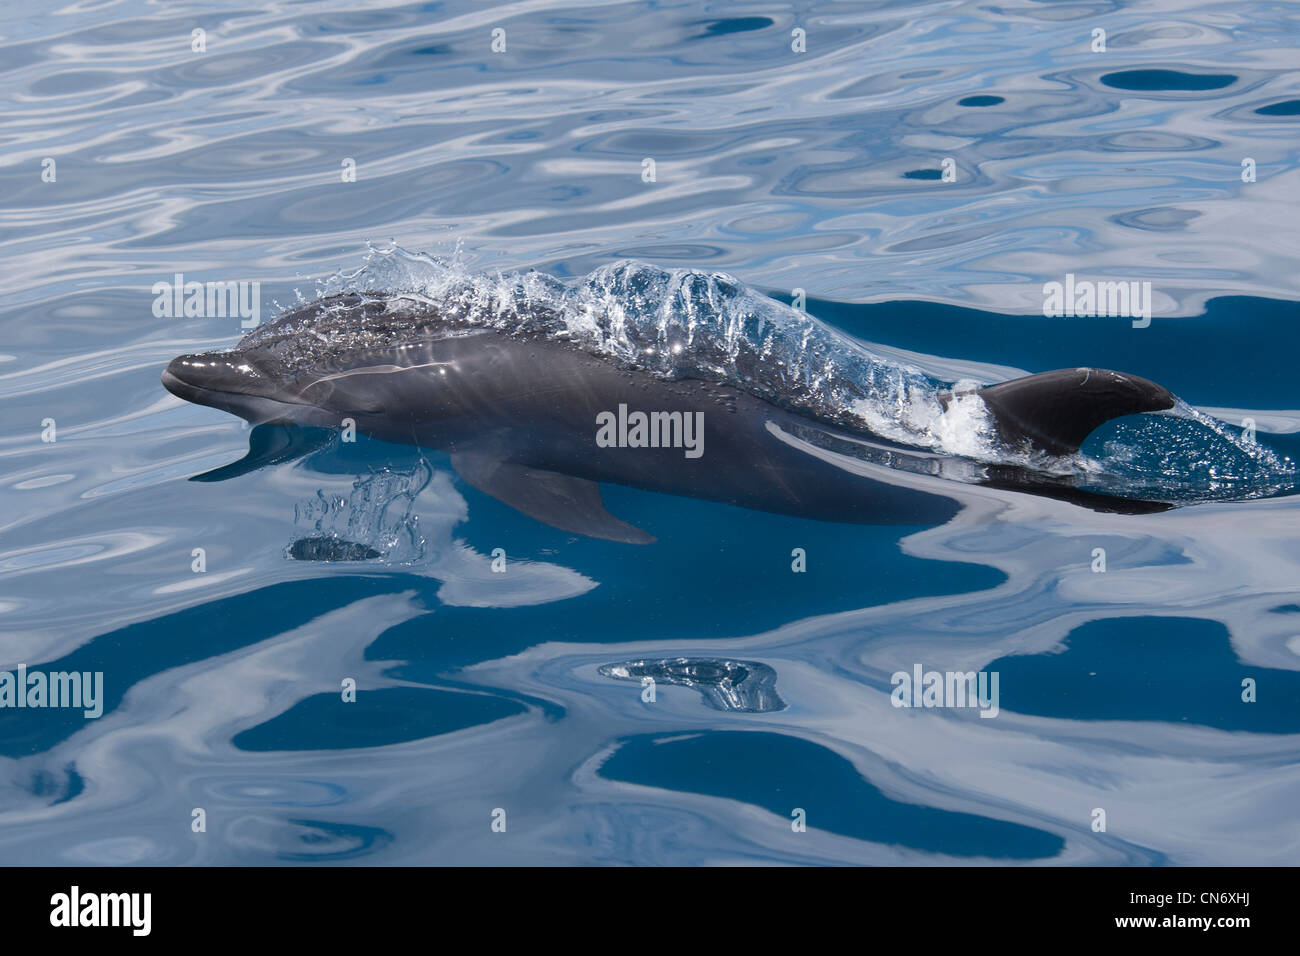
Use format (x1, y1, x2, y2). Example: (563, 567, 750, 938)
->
(2, 0, 1300, 866)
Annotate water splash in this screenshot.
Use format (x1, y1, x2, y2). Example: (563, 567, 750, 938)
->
(598, 658, 786, 713)
(306, 244, 985, 451)
(291, 459, 434, 565)
(1084, 401, 1295, 502)
(275, 244, 1293, 502)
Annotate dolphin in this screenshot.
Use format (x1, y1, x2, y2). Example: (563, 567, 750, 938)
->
(162, 293, 1177, 542)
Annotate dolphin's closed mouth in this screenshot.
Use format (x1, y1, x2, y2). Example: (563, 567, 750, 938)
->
(161, 357, 211, 405)
(162, 353, 310, 422)
(163, 353, 260, 397)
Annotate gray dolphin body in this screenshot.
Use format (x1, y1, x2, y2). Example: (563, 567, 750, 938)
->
(162, 294, 1177, 542)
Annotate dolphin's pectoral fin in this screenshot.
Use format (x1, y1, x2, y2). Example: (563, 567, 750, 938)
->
(190, 424, 337, 482)
(965, 367, 1177, 456)
(450, 453, 655, 545)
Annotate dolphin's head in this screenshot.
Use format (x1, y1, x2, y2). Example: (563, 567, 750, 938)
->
(163, 294, 420, 426)
(162, 349, 309, 424)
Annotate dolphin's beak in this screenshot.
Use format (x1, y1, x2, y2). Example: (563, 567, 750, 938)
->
(162, 352, 277, 416)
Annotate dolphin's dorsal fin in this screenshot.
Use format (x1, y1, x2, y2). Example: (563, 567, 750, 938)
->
(450, 453, 655, 545)
(969, 367, 1176, 456)
(190, 424, 337, 482)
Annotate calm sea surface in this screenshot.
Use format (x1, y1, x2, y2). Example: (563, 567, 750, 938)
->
(1, 0, 1299, 864)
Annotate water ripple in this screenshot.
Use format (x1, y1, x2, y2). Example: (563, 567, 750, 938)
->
(1, 0, 1298, 866)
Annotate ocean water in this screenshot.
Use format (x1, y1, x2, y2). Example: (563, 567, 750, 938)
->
(2, 0, 1299, 866)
